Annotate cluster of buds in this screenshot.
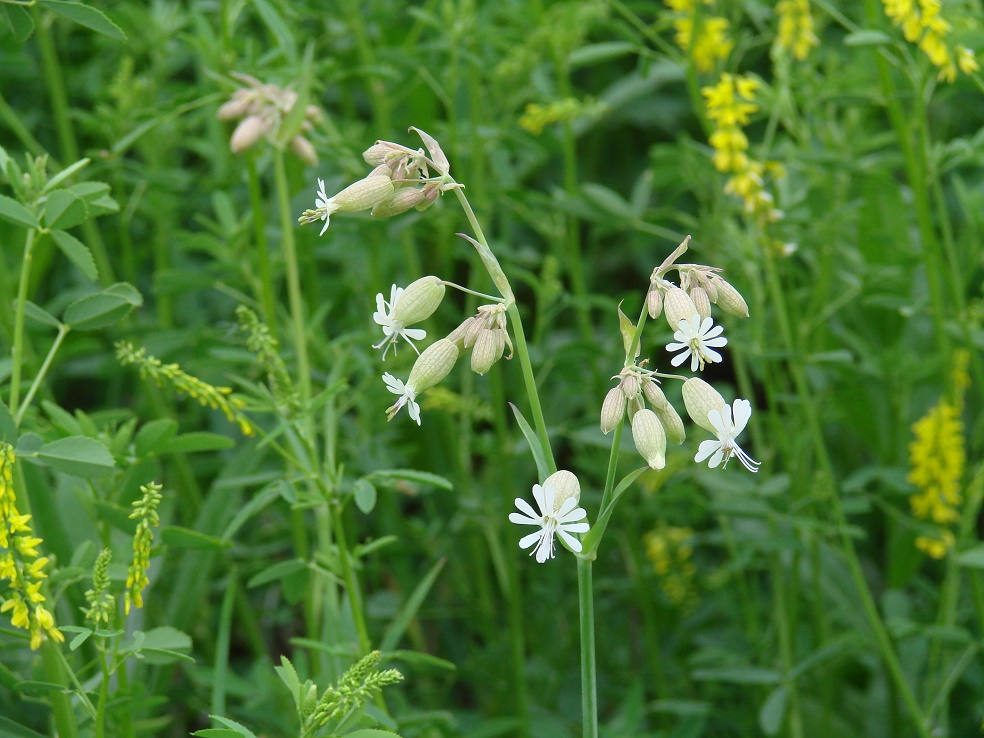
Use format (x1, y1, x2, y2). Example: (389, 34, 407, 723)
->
(601, 366, 685, 470)
(299, 127, 461, 235)
(600, 237, 759, 474)
(217, 73, 321, 164)
(448, 304, 514, 375)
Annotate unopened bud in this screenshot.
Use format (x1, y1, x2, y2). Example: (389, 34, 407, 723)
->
(363, 143, 395, 165)
(647, 287, 663, 319)
(230, 115, 270, 153)
(689, 286, 711, 321)
(600, 387, 626, 434)
(372, 187, 427, 218)
(447, 316, 478, 346)
(663, 285, 698, 331)
(653, 402, 685, 444)
(642, 377, 667, 408)
(305, 105, 323, 123)
(331, 176, 395, 213)
(393, 276, 445, 326)
(544, 470, 581, 510)
(289, 135, 318, 166)
(632, 409, 666, 470)
(408, 339, 459, 392)
(619, 374, 640, 400)
(681, 377, 726, 434)
(463, 316, 485, 348)
(708, 276, 749, 318)
(471, 330, 499, 375)
(218, 92, 253, 120)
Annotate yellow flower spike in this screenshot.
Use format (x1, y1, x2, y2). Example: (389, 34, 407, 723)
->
(125, 482, 163, 615)
(776, 0, 819, 60)
(881, 0, 975, 81)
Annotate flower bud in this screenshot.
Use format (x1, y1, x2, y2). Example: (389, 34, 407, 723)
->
(701, 275, 718, 302)
(600, 387, 626, 434)
(663, 285, 698, 331)
(289, 135, 318, 166)
(363, 143, 395, 165)
(681, 377, 726, 434)
(708, 276, 749, 318)
(653, 403, 685, 444)
(689, 286, 711, 321)
(545, 470, 581, 510)
(632, 409, 667, 470)
(408, 339, 459, 392)
(230, 115, 270, 153)
(647, 287, 663, 319)
(372, 187, 426, 218)
(642, 377, 667, 408)
(447, 316, 478, 346)
(331, 176, 395, 213)
(619, 374, 640, 400)
(471, 330, 499, 375)
(463, 316, 485, 348)
(218, 92, 253, 120)
(393, 276, 445, 326)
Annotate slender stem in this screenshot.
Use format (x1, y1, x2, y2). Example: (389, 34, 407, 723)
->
(577, 558, 598, 738)
(506, 304, 555, 474)
(247, 154, 279, 342)
(9, 229, 36, 419)
(273, 149, 311, 408)
(16, 323, 70, 426)
(440, 281, 504, 303)
(211, 568, 238, 719)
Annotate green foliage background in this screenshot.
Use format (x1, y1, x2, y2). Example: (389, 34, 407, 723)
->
(0, 0, 982, 737)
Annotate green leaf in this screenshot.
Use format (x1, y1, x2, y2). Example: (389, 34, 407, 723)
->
(38, 0, 125, 40)
(247, 559, 308, 588)
(345, 731, 402, 738)
(955, 546, 984, 569)
(276, 44, 312, 145)
(758, 686, 787, 736)
(354, 478, 377, 514)
(843, 30, 892, 46)
(508, 403, 549, 481)
(692, 666, 781, 685)
(380, 558, 446, 652)
(581, 466, 648, 556)
(157, 432, 235, 454)
(134, 418, 179, 456)
(50, 229, 98, 281)
(69, 181, 118, 216)
(581, 182, 636, 220)
(2, 6, 35, 43)
(161, 526, 231, 550)
(274, 655, 302, 711)
(125, 626, 193, 665)
(617, 300, 638, 359)
(0, 399, 17, 443)
(568, 41, 636, 68)
(251, 0, 296, 62)
(42, 189, 88, 230)
(364, 469, 453, 492)
(0, 716, 49, 738)
(208, 716, 258, 738)
(192, 731, 244, 738)
(31, 436, 115, 478)
(0, 194, 39, 229)
(42, 158, 91, 193)
(23, 301, 62, 329)
(221, 483, 281, 541)
(63, 282, 142, 330)
(387, 650, 456, 672)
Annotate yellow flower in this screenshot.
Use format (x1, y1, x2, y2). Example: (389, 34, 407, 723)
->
(776, 0, 819, 60)
(915, 529, 954, 559)
(125, 482, 163, 615)
(664, 0, 732, 72)
(881, 0, 976, 82)
(908, 400, 964, 525)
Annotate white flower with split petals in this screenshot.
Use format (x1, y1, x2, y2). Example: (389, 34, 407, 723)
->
(310, 178, 340, 236)
(666, 312, 728, 372)
(695, 398, 760, 472)
(382, 372, 421, 425)
(373, 285, 427, 359)
(509, 483, 590, 563)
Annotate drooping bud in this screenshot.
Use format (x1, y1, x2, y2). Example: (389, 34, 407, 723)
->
(545, 470, 581, 510)
(681, 377, 726, 434)
(230, 115, 271, 153)
(600, 387, 626, 434)
(372, 187, 427, 218)
(218, 91, 253, 120)
(447, 316, 479, 347)
(363, 142, 397, 166)
(642, 378, 685, 443)
(689, 286, 712, 321)
(289, 136, 318, 166)
(642, 377, 667, 408)
(632, 409, 667, 470)
(393, 276, 445, 326)
(708, 276, 749, 318)
(408, 339, 459, 393)
(463, 316, 484, 348)
(647, 287, 663, 319)
(470, 330, 499, 375)
(331, 176, 395, 213)
(663, 285, 699, 331)
(619, 374, 640, 400)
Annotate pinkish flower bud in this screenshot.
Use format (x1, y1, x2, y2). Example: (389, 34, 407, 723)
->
(289, 136, 318, 166)
(230, 115, 271, 153)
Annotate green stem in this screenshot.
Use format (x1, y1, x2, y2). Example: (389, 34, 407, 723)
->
(247, 153, 279, 342)
(9, 229, 36, 419)
(211, 568, 238, 719)
(273, 149, 312, 408)
(577, 558, 598, 738)
(16, 323, 70, 426)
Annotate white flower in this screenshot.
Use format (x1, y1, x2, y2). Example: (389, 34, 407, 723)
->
(694, 398, 760, 472)
(666, 312, 727, 372)
(509, 483, 590, 563)
(372, 285, 426, 360)
(313, 178, 339, 235)
(382, 372, 421, 425)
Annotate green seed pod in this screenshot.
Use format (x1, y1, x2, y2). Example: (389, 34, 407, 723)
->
(663, 285, 699, 331)
(545, 469, 581, 510)
(470, 330, 498, 375)
(393, 276, 445, 326)
(653, 402, 686, 444)
(408, 339, 459, 392)
(647, 287, 663, 319)
(447, 316, 478, 347)
(600, 387, 626, 434)
(632, 409, 667, 470)
(332, 176, 395, 213)
(708, 275, 749, 318)
(689, 286, 712, 322)
(681, 377, 726, 434)
(372, 187, 427, 218)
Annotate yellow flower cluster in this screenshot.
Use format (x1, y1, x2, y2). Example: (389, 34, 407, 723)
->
(83, 548, 116, 627)
(882, 0, 979, 82)
(0, 443, 64, 650)
(644, 526, 697, 607)
(702, 74, 783, 223)
(519, 98, 584, 136)
(908, 351, 969, 558)
(116, 341, 256, 436)
(775, 0, 819, 60)
(125, 482, 163, 614)
(664, 0, 733, 72)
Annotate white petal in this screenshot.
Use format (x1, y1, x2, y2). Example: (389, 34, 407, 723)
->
(666, 341, 688, 352)
(510, 511, 538, 526)
(702, 347, 723, 364)
(518, 531, 542, 550)
(698, 316, 714, 334)
(707, 408, 725, 435)
(731, 399, 752, 434)
(542, 484, 557, 515)
(695, 439, 720, 463)
(319, 216, 330, 236)
(531, 484, 548, 516)
(534, 538, 552, 563)
(382, 373, 403, 394)
(708, 448, 725, 468)
(555, 496, 578, 517)
(703, 324, 724, 339)
(671, 350, 690, 367)
(557, 529, 583, 552)
(559, 506, 587, 524)
(407, 398, 421, 425)
(559, 521, 590, 534)
(403, 327, 427, 341)
(513, 498, 540, 521)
